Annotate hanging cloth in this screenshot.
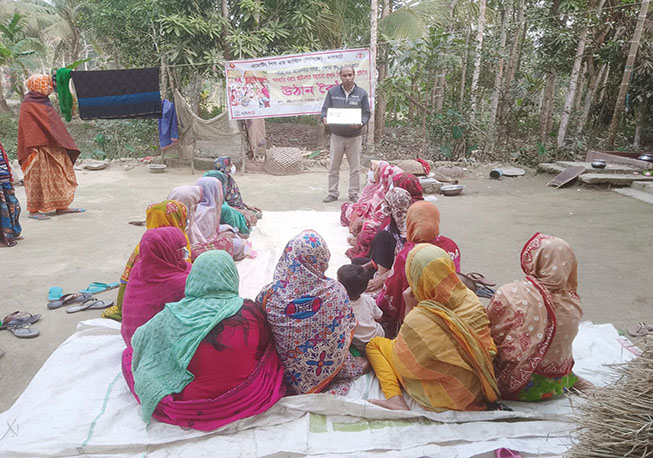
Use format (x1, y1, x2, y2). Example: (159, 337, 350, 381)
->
(71, 67, 162, 120)
(55, 68, 74, 122)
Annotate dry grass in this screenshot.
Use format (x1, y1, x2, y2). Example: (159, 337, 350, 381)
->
(568, 338, 652, 458)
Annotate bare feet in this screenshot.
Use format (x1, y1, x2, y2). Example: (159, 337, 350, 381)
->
(572, 376, 596, 393)
(369, 395, 410, 410)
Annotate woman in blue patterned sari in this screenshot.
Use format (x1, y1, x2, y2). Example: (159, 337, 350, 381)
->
(0, 141, 21, 247)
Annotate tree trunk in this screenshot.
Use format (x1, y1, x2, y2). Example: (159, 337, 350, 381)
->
(432, 0, 459, 113)
(499, 0, 525, 140)
(0, 74, 10, 113)
(539, 74, 557, 143)
(374, 0, 391, 143)
(221, 0, 230, 59)
(598, 63, 610, 103)
(469, 0, 486, 122)
(607, 0, 650, 148)
(368, 0, 378, 145)
(633, 97, 648, 149)
(556, 26, 588, 149)
(576, 63, 606, 136)
(574, 62, 587, 112)
(489, 4, 510, 140)
(459, 28, 471, 106)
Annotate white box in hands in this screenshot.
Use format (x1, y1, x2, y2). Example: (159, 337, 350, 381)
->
(326, 108, 362, 125)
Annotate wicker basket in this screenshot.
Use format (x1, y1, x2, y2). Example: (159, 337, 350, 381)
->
(264, 147, 303, 175)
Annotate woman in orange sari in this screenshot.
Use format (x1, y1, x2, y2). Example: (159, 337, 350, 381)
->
(367, 243, 499, 411)
(17, 74, 84, 220)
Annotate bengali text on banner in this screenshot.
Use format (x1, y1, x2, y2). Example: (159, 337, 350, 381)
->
(225, 48, 372, 120)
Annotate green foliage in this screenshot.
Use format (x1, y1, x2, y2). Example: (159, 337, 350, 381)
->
(0, 112, 19, 160)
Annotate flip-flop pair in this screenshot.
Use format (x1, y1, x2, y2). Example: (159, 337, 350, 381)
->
(66, 299, 114, 313)
(47, 292, 93, 310)
(627, 322, 653, 337)
(0, 312, 41, 338)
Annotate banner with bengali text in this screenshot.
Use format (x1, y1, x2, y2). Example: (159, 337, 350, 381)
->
(225, 48, 372, 120)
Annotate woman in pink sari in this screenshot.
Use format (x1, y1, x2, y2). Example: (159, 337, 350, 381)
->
(340, 160, 388, 227)
(376, 200, 461, 337)
(487, 233, 592, 401)
(121, 227, 191, 346)
(123, 250, 285, 431)
(346, 163, 404, 259)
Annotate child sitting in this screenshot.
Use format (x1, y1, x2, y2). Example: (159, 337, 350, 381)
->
(337, 264, 385, 351)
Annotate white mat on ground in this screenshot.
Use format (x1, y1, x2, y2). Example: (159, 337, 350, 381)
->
(0, 212, 639, 457)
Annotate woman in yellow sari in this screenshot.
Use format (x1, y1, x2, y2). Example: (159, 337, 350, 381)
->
(366, 243, 499, 411)
(103, 200, 191, 321)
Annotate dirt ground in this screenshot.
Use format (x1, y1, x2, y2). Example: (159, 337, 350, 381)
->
(1, 162, 652, 413)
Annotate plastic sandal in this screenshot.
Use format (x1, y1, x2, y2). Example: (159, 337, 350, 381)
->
(466, 272, 496, 286)
(67, 299, 115, 314)
(627, 322, 653, 337)
(1, 312, 41, 328)
(79, 282, 120, 294)
(48, 286, 63, 301)
(47, 292, 93, 310)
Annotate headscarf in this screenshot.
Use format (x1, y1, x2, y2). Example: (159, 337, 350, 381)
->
(384, 187, 411, 239)
(393, 173, 423, 203)
(120, 200, 191, 284)
(121, 227, 192, 346)
(213, 156, 245, 209)
(257, 230, 357, 395)
(406, 201, 440, 243)
(167, 185, 203, 246)
(194, 177, 224, 243)
(26, 74, 54, 96)
(487, 233, 582, 398)
(395, 243, 499, 410)
(132, 250, 244, 422)
(17, 74, 79, 164)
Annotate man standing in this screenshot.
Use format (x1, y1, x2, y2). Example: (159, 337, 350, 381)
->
(320, 66, 371, 203)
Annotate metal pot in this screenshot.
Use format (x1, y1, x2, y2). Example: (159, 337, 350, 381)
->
(591, 160, 607, 169)
(638, 154, 653, 163)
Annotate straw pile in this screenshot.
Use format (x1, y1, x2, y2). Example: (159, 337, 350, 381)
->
(568, 339, 652, 458)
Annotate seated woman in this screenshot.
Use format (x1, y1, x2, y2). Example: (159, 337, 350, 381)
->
(364, 187, 413, 291)
(376, 201, 461, 337)
(124, 250, 285, 431)
(204, 170, 251, 236)
(192, 177, 254, 261)
(487, 233, 592, 401)
(367, 243, 499, 411)
(340, 159, 388, 227)
(392, 172, 424, 204)
(346, 164, 404, 259)
(211, 156, 261, 227)
(121, 227, 191, 346)
(257, 230, 363, 395)
(103, 200, 191, 321)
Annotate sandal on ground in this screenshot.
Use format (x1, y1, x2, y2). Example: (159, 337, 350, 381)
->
(28, 213, 49, 220)
(66, 299, 114, 313)
(1, 323, 40, 338)
(48, 286, 63, 301)
(627, 322, 653, 337)
(465, 272, 496, 286)
(476, 284, 496, 299)
(79, 282, 119, 294)
(47, 292, 94, 310)
(55, 207, 85, 214)
(1, 311, 41, 328)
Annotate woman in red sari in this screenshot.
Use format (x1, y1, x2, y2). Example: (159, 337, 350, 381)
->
(123, 250, 285, 430)
(17, 74, 83, 220)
